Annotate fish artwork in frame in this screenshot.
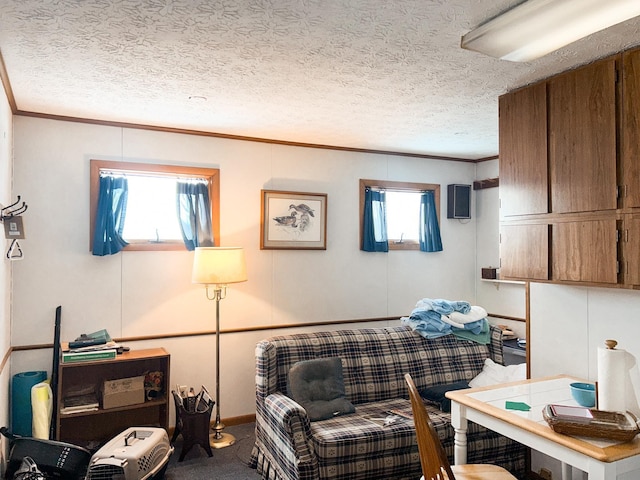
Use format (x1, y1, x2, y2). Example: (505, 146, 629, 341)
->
(260, 190, 327, 250)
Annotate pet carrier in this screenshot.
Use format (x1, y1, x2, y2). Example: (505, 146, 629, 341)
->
(84, 428, 173, 480)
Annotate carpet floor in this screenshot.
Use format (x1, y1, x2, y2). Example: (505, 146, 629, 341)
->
(165, 422, 261, 479)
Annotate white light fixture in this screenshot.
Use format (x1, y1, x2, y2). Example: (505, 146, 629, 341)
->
(192, 246, 247, 448)
(461, 0, 640, 62)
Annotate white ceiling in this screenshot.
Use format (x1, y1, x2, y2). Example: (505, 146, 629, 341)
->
(1, 1, 639, 160)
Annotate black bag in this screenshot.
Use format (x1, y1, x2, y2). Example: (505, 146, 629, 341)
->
(1, 428, 91, 480)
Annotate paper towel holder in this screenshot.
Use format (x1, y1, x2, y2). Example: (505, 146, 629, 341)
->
(605, 339, 618, 350)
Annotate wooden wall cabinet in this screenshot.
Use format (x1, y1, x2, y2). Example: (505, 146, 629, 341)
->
(551, 219, 619, 284)
(548, 58, 618, 214)
(622, 49, 640, 209)
(499, 82, 548, 217)
(498, 49, 640, 286)
(623, 215, 640, 285)
(55, 347, 170, 447)
(500, 224, 549, 280)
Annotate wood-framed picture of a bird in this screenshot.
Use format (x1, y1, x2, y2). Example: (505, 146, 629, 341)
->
(260, 190, 327, 250)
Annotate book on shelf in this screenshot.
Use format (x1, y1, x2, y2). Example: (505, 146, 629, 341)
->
(61, 348, 117, 363)
(61, 340, 120, 353)
(61, 403, 99, 414)
(60, 393, 99, 414)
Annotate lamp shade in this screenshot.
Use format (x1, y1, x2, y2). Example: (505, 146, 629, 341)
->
(192, 247, 247, 285)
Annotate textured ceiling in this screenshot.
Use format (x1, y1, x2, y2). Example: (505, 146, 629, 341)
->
(0, 1, 640, 160)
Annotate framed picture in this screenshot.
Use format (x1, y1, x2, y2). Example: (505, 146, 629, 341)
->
(260, 190, 327, 250)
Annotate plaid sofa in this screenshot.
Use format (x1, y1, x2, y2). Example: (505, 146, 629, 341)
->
(249, 324, 526, 480)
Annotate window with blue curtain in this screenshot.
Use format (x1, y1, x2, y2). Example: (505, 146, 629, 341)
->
(90, 160, 220, 252)
(360, 179, 443, 252)
(92, 174, 129, 256)
(419, 190, 443, 252)
(176, 180, 214, 251)
(362, 188, 389, 252)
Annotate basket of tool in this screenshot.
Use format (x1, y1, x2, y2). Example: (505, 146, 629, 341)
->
(543, 404, 640, 442)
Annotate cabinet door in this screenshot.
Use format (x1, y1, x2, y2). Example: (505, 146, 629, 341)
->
(622, 48, 640, 208)
(549, 58, 618, 213)
(500, 223, 549, 280)
(624, 215, 640, 285)
(499, 83, 548, 217)
(551, 219, 618, 283)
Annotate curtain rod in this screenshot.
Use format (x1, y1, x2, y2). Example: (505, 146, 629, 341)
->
(99, 169, 209, 182)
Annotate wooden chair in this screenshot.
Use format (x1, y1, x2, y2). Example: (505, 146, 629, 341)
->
(405, 373, 517, 480)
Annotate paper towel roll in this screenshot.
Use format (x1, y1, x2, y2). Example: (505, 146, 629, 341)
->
(11, 370, 47, 436)
(598, 344, 627, 412)
(31, 382, 52, 439)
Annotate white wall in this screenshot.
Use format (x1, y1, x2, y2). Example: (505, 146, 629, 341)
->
(530, 283, 640, 480)
(10, 116, 480, 423)
(0, 81, 14, 474)
(474, 159, 526, 338)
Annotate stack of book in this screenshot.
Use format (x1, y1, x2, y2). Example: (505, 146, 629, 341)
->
(61, 329, 120, 363)
(61, 346, 118, 363)
(60, 385, 99, 414)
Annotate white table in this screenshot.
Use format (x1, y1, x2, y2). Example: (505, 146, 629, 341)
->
(446, 375, 640, 480)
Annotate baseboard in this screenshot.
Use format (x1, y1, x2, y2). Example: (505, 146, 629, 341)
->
(225, 413, 256, 426)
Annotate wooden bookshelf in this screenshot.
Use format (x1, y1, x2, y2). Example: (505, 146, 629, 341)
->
(55, 347, 170, 447)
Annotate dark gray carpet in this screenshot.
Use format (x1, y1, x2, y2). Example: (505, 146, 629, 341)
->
(165, 423, 261, 479)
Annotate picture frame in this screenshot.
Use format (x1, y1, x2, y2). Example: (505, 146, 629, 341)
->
(260, 190, 327, 250)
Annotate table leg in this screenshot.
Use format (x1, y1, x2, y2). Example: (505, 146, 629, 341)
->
(587, 462, 615, 480)
(450, 401, 468, 465)
(561, 462, 571, 480)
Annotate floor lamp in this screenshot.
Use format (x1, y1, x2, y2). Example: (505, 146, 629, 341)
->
(192, 246, 247, 449)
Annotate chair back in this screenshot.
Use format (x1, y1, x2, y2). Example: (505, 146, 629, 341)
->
(405, 373, 457, 480)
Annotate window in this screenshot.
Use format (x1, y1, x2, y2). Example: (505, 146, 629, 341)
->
(359, 179, 441, 251)
(90, 160, 220, 252)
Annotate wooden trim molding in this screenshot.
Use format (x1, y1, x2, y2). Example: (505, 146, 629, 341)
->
(0, 50, 17, 112)
(10, 316, 403, 351)
(487, 312, 526, 323)
(475, 155, 499, 162)
(15, 110, 485, 163)
(0, 346, 10, 375)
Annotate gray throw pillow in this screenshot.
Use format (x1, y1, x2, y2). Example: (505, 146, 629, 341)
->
(287, 357, 356, 421)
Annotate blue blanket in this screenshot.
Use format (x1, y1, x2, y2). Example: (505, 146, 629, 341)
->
(403, 298, 488, 343)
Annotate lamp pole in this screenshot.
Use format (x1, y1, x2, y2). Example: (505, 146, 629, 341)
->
(208, 284, 235, 448)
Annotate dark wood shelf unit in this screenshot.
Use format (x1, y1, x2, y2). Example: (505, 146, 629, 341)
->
(55, 347, 170, 447)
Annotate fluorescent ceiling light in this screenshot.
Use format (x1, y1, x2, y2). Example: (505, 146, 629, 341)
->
(461, 0, 640, 62)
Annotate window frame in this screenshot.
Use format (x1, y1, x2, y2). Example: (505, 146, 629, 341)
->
(90, 159, 220, 252)
(359, 179, 441, 251)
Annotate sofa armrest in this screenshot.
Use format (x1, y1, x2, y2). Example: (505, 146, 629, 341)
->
(254, 392, 319, 480)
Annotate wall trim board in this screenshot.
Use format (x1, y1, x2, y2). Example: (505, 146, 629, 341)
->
(221, 413, 255, 427)
(0, 347, 10, 374)
(475, 155, 499, 162)
(10, 316, 402, 352)
(15, 110, 482, 163)
(488, 312, 526, 323)
(0, 51, 16, 112)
